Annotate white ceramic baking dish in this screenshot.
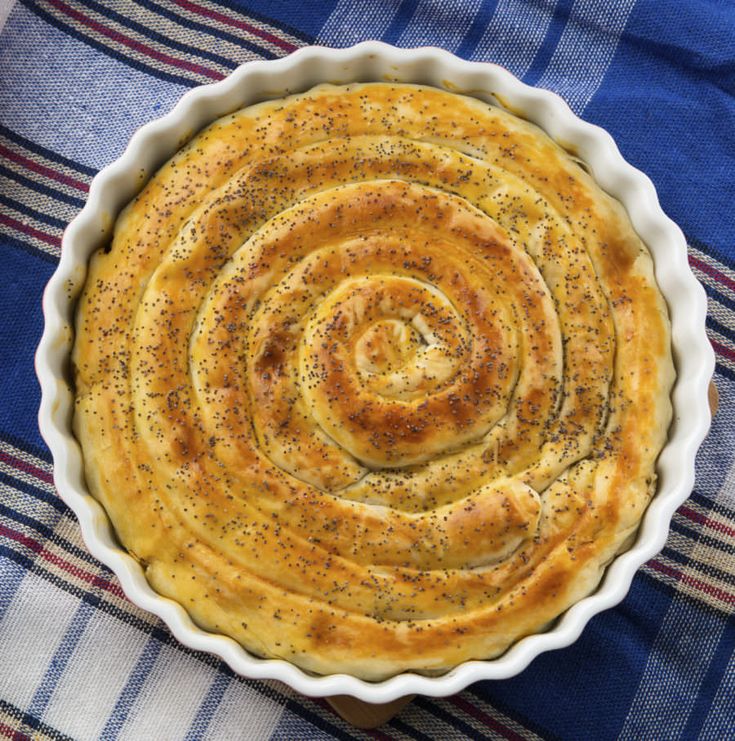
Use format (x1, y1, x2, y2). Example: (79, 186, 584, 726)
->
(36, 41, 714, 703)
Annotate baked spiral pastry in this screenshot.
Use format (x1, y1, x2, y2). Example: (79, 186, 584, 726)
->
(73, 83, 674, 679)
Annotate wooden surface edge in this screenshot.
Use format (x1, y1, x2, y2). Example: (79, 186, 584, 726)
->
(709, 380, 719, 416)
(325, 694, 416, 729)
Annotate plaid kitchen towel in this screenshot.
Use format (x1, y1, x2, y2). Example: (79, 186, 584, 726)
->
(1, 1, 734, 739)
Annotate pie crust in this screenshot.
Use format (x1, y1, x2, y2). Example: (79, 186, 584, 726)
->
(73, 83, 674, 679)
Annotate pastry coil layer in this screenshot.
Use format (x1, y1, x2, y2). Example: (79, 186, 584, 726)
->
(73, 83, 674, 679)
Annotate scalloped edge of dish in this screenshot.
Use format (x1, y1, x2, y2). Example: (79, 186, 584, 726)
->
(36, 41, 714, 703)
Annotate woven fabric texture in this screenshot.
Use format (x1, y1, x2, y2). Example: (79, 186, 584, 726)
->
(1, 1, 734, 739)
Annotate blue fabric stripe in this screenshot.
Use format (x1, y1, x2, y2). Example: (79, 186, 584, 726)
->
(0, 433, 52, 464)
(282, 699, 354, 740)
(680, 611, 735, 739)
(381, 0, 420, 44)
(714, 361, 735, 383)
(0, 557, 27, 620)
(689, 489, 735, 521)
(660, 543, 735, 591)
(396, 0, 484, 51)
(0, 123, 97, 176)
(689, 235, 735, 272)
(26, 600, 95, 720)
(669, 518, 735, 560)
(0, 233, 59, 264)
(0, 165, 87, 209)
(183, 670, 231, 741)
(270, 713, 334, 741)
(468, 0, 558, 75)
(619, 589, 728, 739)
(0, 542, 184, 651)
(197, 0, 313, 42)
(317, 0, 402, 46)
(389, 716, 434, 740)
(78, 0, 248, 68)
(0, 469, 66, 514)
(467, 684, 566, 741)
(0, 501, 104, 569)
(21, 0, 202, 88)
(455, 0, 500, 59)
(0, 698, 75, 741)
(414, 695, 491, 739)
(133, 0, 279, 61)
(708, 315, 735, 348)
(703, 278, 735, 316)
(0, 193, 67, 229)
(523, 0, 574, 85)
(99, 635, 163, 741)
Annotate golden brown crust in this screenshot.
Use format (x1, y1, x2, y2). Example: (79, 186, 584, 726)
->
(73, 83, 674, 679)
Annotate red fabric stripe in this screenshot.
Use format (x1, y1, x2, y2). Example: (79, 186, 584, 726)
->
(0, 143, 89, 192)
(711, 338, 735, 364)
(0, 723, 29, 741)
(450, 695, 527, 741)
(0, 522, 126, 600)
(173, 0, 297, 52)
(0, 449, 54, 485)
(679, 505, 735, 538)
(648, 559, 735, 605)
(690, 254, 735, 294)
(0, 214, 59, 247)
(47, 0, 224, 80)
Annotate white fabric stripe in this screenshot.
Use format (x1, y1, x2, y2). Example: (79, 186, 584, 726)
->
(154, 0, 303, 55)
(0, 133, 93, 184)
(89, 0, 274, 68)
(469, 0, 557, 76)
(436, 696, 541, 740)
(1, 201, 63, 236)
(397, 0, 483, 52)
(619, 591, 727, 740)
(0, 574, 79, 710)
(203, 679, 284, 741)
(619, 440, 735, 728)
(0, 5, 188, 170)
(33, 0, 234, 84)
(675, 504, 735, 552)
(713, 424, 735, 510)
(699, 273, 735, 321)
(684, 497, 735, 541)
(0, 1, 15, 34)
(705, 296, 735, 341)
(0, 440, 53, 473)
(699, 647, 735, 740)
(708, 326, 735, 366)
(639, 562, 724, 613)
(0, 224, 60, 259)
(665, 531, 735, 587)
(163, 0, 303, 47)
(689, 244, 735, 284)
(0, 458, 56, 495)
(0, 176, 80, 225)
(415, 704, 499, 740)
(456, 693, 544, 739)
(536, 0, 636, 112)
(316, 0, 402, 46)
(42, 613, 148, 741)
(117, 645, 211, 741)
(0, 481, 60, 523)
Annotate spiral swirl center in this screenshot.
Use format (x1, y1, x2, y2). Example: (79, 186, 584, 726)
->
(354, 318, 423, 377)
